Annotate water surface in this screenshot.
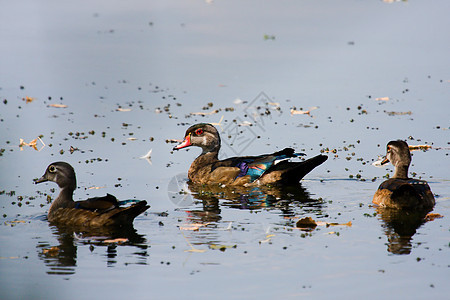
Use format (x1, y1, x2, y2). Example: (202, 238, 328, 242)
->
(1, 0, 449, 299)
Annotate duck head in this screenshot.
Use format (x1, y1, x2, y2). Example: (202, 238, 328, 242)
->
(381, 140, 411, 179)
(173, 123, 221, 154)
(35, 161, 77, 190)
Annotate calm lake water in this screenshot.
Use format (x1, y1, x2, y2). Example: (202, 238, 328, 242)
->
(1, 0, 449, 299)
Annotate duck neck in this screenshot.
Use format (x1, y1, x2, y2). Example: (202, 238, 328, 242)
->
(393, 164, 409, 179)
(189, 149, 219, 180)
(48, 187, 75, 217)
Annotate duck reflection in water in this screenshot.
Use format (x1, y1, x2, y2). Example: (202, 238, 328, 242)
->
(182, 181, 322, 224)
(376, 207, 433, 255)
(37, 223, 148, 276)
(373, 140, 437, 255)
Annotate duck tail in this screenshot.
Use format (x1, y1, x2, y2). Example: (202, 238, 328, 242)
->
(112, 201, 150, 225)
(269, 154, 328, 184)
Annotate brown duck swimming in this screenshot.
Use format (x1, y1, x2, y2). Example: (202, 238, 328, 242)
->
(373, 140, 435, 210)
(173, 123, 328, 186)
(35, 162, 149, 227)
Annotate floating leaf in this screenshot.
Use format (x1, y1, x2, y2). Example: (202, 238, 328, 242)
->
(48, 104, 68, 108)
(19, 137, 45, 151)
(424, 213, 443, 222)
(103, 238, 128, 244)
(180, 222, 210, 231)
(190, 110, 219, 116)
(375, 97, 390, 101)
(22, 96, 35, 103)
(88, 186, 106, 190)
(290, 107, 317, 116)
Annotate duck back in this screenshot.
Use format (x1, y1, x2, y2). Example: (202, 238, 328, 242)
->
(373, 178, 435, 210)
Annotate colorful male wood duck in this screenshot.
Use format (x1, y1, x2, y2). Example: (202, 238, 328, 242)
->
(373, 140, 435, 210)
(173, 123, 328, 186)
(35, 162, 149, 227)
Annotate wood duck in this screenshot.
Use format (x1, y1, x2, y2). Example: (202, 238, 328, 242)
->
(173, 123, 328, 186)
(35, 162, 149, 227)
(373, 140, 435, 210)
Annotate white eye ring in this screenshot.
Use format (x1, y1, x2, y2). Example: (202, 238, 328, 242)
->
(49, 166, 56, 173)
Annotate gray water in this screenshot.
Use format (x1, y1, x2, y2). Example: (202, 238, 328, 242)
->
(1, 0, 449, 299)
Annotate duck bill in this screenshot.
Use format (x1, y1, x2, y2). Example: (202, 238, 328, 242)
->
(34, 175, 48, 184)
(380, 157, 389, 165)
(173, 134, 191, 150)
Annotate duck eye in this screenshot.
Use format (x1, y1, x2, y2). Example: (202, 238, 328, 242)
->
(49, 166, 56, 173)
(195, 128, 204, 135)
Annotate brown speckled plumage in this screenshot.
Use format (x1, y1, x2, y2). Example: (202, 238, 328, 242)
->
(35, 162, 149, 228)
(173, 123, 327, 186)
(372, 140, 435, 210)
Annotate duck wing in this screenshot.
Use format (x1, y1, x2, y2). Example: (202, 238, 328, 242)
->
(49, 200, 150, 227)
(74, 193, 119, 213)
(212, 148, 306, 182)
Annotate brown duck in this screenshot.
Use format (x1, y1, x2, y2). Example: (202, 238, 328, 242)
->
(35, 162, 149, 227)
(173, 123, 328, 186)
(373, 140, 435, 210)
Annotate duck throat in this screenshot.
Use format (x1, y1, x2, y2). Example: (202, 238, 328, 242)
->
(48, 187, 75, 217)
(393, 164, 409, 179)
(188, 150, 219, 181)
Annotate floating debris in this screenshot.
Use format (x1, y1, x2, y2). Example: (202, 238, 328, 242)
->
(295, 217, 351, 230)
(179, 222, 210, 231)
(296, 217, 317, 229)
(116, 108, 132, 112)
(316, 221, 352, 227)
(4, 220, 26, 226)
(210, 115, 224, 129)
(19, 137, 45, 151)
(209, 244, 237, 251)
(140, 149, 152, 165)
(259, 234, 275, 244)
(424, 213, 443, 222)
(87, 186, 106, 190)
(385, 111, 412, 116)
(190, 109, 219, 116)
(290, 107, 317, 116)
(48, 104, 68, 108)
(69, 146, 79, 154)
(233, 98, 244, 105)
(42, 246, 60, 256)
(103, 238, 128, 244)
(375, 97, 390, 101)
(239, 121, 253, 126)
(22, 96, 35, 103)
(409, 145, 432, 151)
(166, 139, 182, 144)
